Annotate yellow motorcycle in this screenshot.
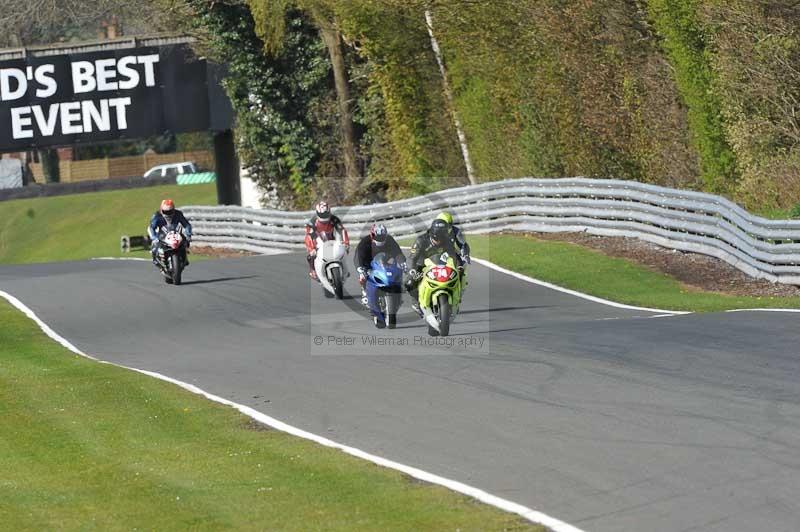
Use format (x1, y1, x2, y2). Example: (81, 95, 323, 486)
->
(418, 253, 464, 337)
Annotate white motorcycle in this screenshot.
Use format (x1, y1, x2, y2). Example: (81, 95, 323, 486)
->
(314, 234, 349, 299)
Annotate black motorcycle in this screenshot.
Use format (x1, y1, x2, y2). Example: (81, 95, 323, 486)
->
(154, 224, 189, 285)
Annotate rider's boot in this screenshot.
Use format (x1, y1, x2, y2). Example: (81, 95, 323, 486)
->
(307, 254, 318, 281)
(407, 279, 423, 319)
(373, 315, 386, 329)
(388, 314, 397, 329)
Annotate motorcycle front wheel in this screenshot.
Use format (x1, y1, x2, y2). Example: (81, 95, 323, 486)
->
(162, 258, 173, 284)
(332, 268, 344, 300)
(171, 253, 182, 286)
(437, 293, 451, 337)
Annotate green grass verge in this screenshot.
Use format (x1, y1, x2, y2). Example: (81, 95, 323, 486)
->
(0, 184, 217, 264)
(470, 234, 800, 312)
(755, 207, 795, 220)
(0, 298, 543, 531)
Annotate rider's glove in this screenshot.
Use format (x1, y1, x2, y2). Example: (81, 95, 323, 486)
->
(309, 249, 317, 258)
(345, 244, 351, 254)
(461, 253, 471, 265)
(409, 269, 422, 281)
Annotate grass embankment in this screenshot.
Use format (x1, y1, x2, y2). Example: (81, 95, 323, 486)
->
(0, 298, 542, 531)
(470, 234, 800, 312)
(756, 207, 796, 220)
(0, 184, 217, 264)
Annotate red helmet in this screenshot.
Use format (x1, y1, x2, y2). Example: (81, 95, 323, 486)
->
(160, 199, 175, 217)
(315, 201, 331, 220)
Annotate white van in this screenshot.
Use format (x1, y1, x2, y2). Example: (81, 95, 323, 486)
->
(143, 161, 199, 179)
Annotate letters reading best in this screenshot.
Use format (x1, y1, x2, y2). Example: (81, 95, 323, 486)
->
(0, 54, 160, 140)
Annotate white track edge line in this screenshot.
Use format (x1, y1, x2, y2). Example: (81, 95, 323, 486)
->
(472, 258, 689, 315)
(725, 308, 800, 314)
(1, 291, 98, 360)
(473, 258, 800, 315)
(0, 289, 585, 532)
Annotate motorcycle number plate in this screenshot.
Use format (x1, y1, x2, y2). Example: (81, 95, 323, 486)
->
(429, 266, 454, 283)
(165, 232, 182, 249)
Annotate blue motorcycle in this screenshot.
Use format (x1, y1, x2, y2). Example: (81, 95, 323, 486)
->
(366, 252, 404, 328)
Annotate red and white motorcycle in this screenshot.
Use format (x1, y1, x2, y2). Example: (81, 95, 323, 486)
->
(155, 224, 189, 285)
(314, 233, 349, 299)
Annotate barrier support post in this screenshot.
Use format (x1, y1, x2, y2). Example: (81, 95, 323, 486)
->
(213, 129, 241, 206)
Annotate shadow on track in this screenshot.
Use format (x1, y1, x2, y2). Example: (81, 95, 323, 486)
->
(180, 275, 260, 286)
(459, 305, 553, 315)
(447, 326, 540, 336)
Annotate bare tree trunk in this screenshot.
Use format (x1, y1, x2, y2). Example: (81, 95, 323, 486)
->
(425, 10, 477, 185)
(319, 26, 362, 195)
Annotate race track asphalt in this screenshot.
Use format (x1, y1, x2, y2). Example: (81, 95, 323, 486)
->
(2, 254, 799, 532)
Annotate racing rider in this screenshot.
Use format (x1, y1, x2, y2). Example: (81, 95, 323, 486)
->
(305, 201, 350, 280)
(406, 218, 465, 317)
(148, 199, 192, 265)
(435, 211, 470, 265)
(354, 224, 406, 326)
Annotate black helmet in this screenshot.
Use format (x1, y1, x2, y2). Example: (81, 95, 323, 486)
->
(429, 219, 450, 245)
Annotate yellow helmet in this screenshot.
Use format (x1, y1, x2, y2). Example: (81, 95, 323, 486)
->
(436, 211, 453, 225)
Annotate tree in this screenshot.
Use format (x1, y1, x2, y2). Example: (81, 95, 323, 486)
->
(191, 0, 334, 206)
(248, 0, 364, 197)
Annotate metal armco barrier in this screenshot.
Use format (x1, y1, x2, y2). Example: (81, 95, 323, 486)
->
(183, 177, 800, 285)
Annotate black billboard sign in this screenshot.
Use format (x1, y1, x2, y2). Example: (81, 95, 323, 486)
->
(0, 44, 232, 151)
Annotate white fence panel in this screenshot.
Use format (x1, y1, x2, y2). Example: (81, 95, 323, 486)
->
(184, 177, 800, 285)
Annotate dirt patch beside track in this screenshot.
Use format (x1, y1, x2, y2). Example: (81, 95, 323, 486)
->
(525, 231, 800, 298)
(191, 246, 258, 259)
